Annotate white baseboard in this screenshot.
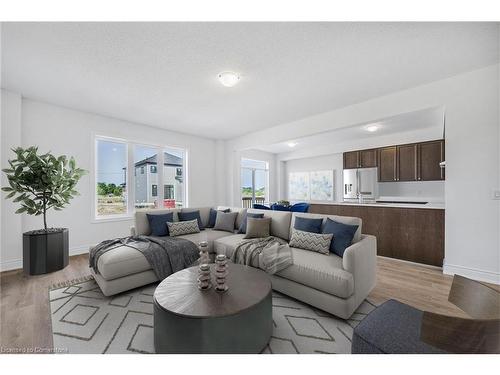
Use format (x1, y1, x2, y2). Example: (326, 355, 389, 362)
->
(443, 263, 500, 285)
(0, 259, 23, 272)
(0, 244, 91, 273)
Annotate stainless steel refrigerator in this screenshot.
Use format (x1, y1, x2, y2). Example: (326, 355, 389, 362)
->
(343, 167, 378, 202)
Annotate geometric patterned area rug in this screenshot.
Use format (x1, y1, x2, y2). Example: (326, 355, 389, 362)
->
(49, 277, 376, 354)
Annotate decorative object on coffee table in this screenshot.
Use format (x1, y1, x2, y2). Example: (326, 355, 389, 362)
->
(198, 263, 212, 290)
(198, 241, 212, 290)
(214, 254, 228, 292)
(199, 241, 209, 264)
(154, 263, 272, 353)
(1, 146, 86, 275)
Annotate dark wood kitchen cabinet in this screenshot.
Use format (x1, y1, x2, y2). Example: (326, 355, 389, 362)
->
(343, 149, 378, 169)
(309, 203, 445, 267)
(343, 151, 359, 169)
(397, 143, 418, 181)
(359, 149, 378, 168)
(369, 140, 445, 182)
(378, 146, 397, 182)
(419, 140, 445, 181)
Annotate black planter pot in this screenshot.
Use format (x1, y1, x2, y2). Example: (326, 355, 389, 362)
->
(23, 228, 69, 275)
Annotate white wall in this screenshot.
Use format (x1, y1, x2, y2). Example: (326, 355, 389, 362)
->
(0, 93, 217, 271)
(223, 64, 500, 284)
(1, 91, 23, 271)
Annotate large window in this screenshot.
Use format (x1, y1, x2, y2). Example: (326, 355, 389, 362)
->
(95, 137, 187, 219)
(241, 158, 269, 208)
(96, 139, 128, 216)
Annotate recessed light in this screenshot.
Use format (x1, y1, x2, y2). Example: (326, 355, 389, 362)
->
(365, 124, 379, 132)
(287, 142, 298, 148)
(218, 71, 240, 87)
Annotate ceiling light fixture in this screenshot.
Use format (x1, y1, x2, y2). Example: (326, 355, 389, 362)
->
(218, 71, 240, 87)
(365, 124, 379, 132)
(287, 142, 298, 148)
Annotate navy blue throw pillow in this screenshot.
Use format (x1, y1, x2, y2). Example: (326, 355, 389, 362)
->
(207, 208, 230, 228)
(179, 210, 204, 230)
(238, 212, 265, 234)
(147, 212, 174, 237)
(322, 218, 359, 257)
(293, 216, 323, 233)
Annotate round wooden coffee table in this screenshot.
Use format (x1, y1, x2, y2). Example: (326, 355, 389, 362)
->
(153, 263, 272, 353)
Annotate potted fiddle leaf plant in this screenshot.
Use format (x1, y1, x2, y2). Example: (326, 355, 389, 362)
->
(2, 147, 86, 275)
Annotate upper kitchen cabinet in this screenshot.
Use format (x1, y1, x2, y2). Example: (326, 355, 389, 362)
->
(345, 139, 445, 182)
(397, 143, 418, 181)
(343, 149, 378, 169)
(378, 146, 397, 182)
(419, 140, 445, 181)
(360, 149, 378, 168)
(343, 151, 359, 169)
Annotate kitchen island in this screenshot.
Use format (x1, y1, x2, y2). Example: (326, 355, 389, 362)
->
(309, 202, 445, 267)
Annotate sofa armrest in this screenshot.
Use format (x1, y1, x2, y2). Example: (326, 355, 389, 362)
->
(342, 234, 377, 297)
(130, 226, 136, 236)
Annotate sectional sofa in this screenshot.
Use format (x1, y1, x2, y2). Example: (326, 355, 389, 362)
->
(90, 206, 377, 319)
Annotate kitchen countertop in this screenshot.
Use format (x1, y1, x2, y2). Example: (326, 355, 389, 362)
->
(310, 201, 445, 210)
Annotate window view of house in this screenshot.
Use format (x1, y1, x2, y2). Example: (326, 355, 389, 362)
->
(241, 158, 268, 208)
(134, 145, 160, 208)
(163, 147, 185, 208)
(96, 139, 128, 216)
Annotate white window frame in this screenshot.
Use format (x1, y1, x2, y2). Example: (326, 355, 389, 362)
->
(93, 136, 130, 222)
(92, 134, 188, 222)
(240, 158, 270, 206)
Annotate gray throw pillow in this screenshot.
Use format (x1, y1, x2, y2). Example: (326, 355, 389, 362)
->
(289, 229, 333, 255)
(214, 211, 238, 233)
(244, 217, 271, 239)
(167, 219, 200, 237)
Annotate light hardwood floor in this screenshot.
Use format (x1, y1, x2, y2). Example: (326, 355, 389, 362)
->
(0, 254, 476, 351)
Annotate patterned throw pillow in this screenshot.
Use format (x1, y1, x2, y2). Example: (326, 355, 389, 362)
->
(178, 210, 204, 230)
(167, 219, 200, 237)
(289, 229, 333, 255)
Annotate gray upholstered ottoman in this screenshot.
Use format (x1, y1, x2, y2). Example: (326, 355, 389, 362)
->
(352, 299, 447, 354)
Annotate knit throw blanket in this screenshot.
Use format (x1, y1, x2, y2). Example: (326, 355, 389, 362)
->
(231, 236, 293, 274)
(89, 235, 199, 280)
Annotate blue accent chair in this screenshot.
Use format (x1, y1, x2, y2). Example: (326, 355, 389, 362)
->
(253, 204, 271, 210)
(290, 202, 310, 213)
(270, 203, 291, 211)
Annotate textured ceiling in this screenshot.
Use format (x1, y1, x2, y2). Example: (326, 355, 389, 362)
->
(1, 22, 498, 139)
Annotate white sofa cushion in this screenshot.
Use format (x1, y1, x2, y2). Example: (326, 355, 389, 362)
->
(276, 247, 355, 298)
(214, 233, 246, 257)
(178, 229, 235, 254)
(247, 209, 292, 240)
(97, 245, 152, 280)
(290, 212, 362, 243)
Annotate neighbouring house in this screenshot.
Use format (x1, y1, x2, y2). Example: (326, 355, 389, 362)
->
(134, 152, 184, 207)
